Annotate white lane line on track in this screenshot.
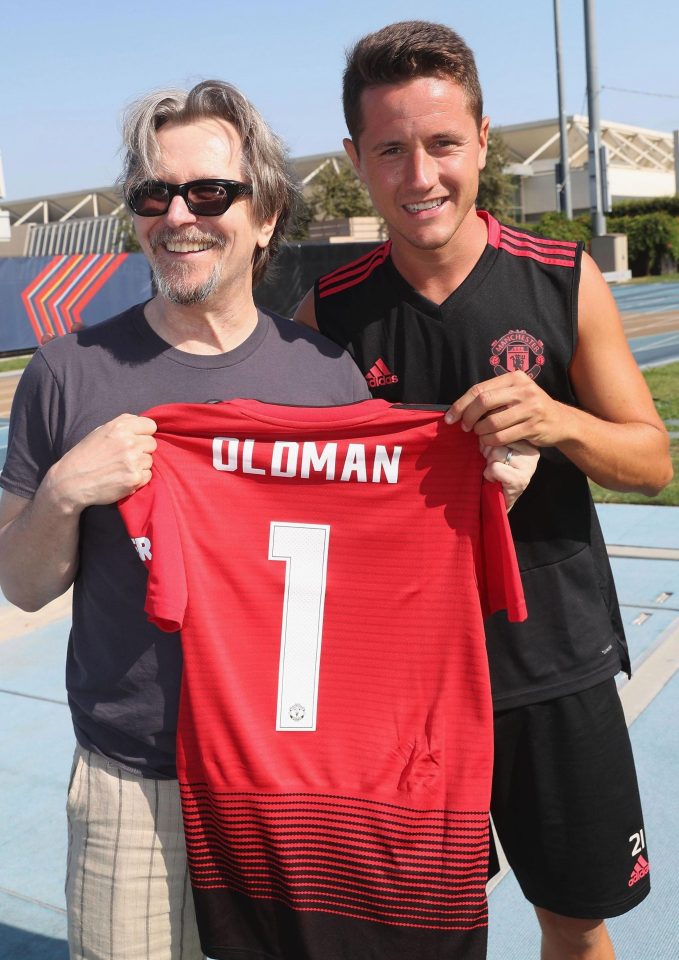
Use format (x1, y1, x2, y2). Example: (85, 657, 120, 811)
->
(619, 620, 679, 726)
(0, 884, 67, 916)
(608, 545, 679, 560)
(630, 333, 679, 353)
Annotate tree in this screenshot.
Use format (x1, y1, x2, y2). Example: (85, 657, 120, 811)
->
(287, 195, 313, 241)
(116, 210, 141, 252)
(309, 159, 377, 220)
(608, 212, 679, 276)
(534, 211, 591, 244)
(477, 133, 515, 221)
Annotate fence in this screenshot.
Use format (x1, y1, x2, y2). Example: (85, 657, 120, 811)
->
(0, 242, 378, 354)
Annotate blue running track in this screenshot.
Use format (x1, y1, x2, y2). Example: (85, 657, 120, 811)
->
(611, 281, 679, 315)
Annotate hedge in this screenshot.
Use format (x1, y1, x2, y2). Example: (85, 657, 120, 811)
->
(607, 212, 679, 275)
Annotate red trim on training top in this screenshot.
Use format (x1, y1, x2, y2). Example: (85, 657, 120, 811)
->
(479, 210, 577, 267)
(498, 225, 577, 268)
(497, 242, 576, 267)
(318, 242, 392, 298)
(477, 210, 502, 248)
(500, 222, 577, 253)
(499, 239, 576, 266)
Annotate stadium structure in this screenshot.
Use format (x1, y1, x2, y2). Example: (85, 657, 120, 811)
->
(0, 116, 677, 257)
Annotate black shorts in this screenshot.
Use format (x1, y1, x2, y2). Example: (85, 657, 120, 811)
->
(490, 678, 651, 919)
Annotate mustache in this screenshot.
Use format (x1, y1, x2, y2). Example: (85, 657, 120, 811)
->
(149, 229, 227, 250)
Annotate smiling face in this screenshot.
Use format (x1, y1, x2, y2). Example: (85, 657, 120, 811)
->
(345, 76, 489, 261)
(134, 118, 275, 306)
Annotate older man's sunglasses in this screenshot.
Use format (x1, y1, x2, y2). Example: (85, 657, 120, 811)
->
(127, 178, 253, 217)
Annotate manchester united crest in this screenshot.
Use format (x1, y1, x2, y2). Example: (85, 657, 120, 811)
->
(288, 703, 306, 722)
(490, 329, 545, 379)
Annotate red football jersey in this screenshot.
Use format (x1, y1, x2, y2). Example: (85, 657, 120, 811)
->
(119, 399, 526, 960)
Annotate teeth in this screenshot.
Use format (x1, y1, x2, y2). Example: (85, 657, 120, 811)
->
(165, 241, 214, 253)
(404, 198, 445, 213)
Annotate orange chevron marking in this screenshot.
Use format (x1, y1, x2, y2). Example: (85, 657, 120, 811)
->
(44, 255, 99, 333)
(36, 256, 87, 336)
(21, 257, 66, 341)
(21, 254, 128, 342)
(70, 254, 126, 328)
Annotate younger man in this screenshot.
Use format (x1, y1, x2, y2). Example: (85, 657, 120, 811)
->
(296, 21, 671, 960)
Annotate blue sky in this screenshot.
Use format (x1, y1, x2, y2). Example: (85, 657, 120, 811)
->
(2, 0, 678, 201)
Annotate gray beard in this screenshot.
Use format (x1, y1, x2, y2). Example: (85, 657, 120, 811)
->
(152, 262, 222, 306)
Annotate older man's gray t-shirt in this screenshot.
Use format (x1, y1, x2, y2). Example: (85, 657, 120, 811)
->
(1, 304, 370, 777)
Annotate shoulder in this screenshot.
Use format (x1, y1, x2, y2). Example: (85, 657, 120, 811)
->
(70, 301, 146, 349)
(293, 288, 318, 330)
(576, 250, 624, 331)
(263, 309, 357, 361)
(492, 219, 582, 272)
(260, 310, 369, 401)
(37, 302, 146, 365)
(12, 302, 149, 408)
(315, 242, 392, 303)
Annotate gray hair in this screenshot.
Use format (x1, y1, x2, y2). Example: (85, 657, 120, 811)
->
(119, 80, 300, 285)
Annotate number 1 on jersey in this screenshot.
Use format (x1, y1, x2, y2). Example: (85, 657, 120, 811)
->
(269, 522, 330, 731)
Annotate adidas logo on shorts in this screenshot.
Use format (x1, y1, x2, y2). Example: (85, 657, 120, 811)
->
(628, 855, 650, 887)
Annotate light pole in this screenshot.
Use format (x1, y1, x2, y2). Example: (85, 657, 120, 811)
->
(553, 0, 573, 219)
(584, 0, 606, 235)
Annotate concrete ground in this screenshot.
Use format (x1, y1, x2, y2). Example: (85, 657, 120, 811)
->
(487, 503, 679, 960)
(1, 504, 678, 960)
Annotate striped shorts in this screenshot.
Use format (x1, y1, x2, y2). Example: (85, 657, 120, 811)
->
(66, 744, 205, 960)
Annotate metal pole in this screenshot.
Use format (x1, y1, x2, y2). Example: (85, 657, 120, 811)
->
(674, 130, 679, 195)
(584, 0, 606, 235)
(553, 0, 573, 219)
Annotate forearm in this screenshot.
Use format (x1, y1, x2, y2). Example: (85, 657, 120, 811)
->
(555, 403, 672, 495)
(0, 478, 81, 611)
(0, 412, 159, 611)
(448, 369, 672, 497)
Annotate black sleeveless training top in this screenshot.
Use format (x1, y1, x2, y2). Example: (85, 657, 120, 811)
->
(314, 211, 629, 710)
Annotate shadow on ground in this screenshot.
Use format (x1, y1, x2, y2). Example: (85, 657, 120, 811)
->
(0, 923, 68, 960)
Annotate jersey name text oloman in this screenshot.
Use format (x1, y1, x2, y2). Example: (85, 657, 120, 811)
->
(212, 437, 402, 484)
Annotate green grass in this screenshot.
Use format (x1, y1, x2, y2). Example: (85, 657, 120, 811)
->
(644, 362, 679, 421)
(0, 354, 32, 373)
(589, 361, 679, 506)
(625, 273, 679, 285)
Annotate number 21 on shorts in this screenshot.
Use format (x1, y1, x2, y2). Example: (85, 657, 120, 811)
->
(269, 522, 330, 732)
(629, 829, 646, 856)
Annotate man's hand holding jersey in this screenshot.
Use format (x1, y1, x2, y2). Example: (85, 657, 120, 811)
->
(445, 370, 566, 448)
(481, 439, 540, 510)
(47, 414, 158, 512)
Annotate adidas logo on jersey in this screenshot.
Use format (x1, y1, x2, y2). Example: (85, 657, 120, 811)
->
(366, 358, 399, 388)
(628, 855, 650, 887)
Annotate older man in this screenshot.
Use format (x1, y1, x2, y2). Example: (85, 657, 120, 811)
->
(0, 80, 369, 960)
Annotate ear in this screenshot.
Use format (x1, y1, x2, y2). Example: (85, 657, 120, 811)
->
(343, 138, 365, 183)
(256, 212, 278, 250)
(478, 117, 490, 172)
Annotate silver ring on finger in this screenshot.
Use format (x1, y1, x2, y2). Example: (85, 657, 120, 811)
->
(503, 447, 515, 466)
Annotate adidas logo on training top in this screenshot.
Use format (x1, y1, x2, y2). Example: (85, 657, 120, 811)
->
(366, 358, 399, 388)
(628, 855, 650, 887)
